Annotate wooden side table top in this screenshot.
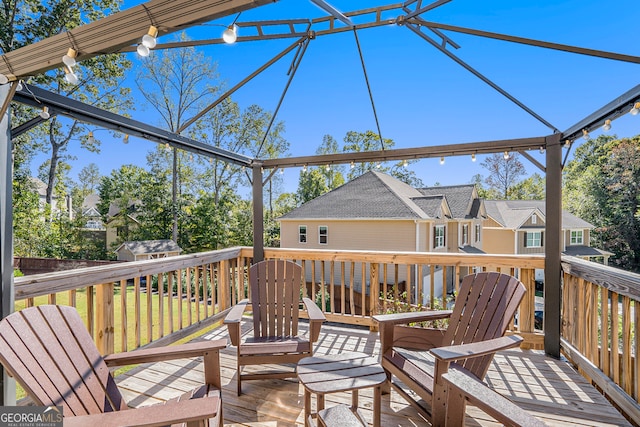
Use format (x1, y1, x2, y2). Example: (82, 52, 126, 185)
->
(297, 352, 386, 394)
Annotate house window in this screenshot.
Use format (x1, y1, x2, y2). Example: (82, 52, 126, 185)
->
(570, 230, 583, 245)
(299, 225, 307, 243)
(319, 226, 328, 245)
(532, 214, 537, 224)
(434, 225, 446, 249)
(524, 231, 543, 248)
(462, 224, 469, 245)
(475, 224, 481, 242)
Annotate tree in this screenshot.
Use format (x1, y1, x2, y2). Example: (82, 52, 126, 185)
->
(297, 168, 330, 204)
(509, 173, 545, 200)
(563, 135, 640, 272)
(136, 32, 221, 243)
(1, 0, 132, 208)
(481, 153, 526, 199)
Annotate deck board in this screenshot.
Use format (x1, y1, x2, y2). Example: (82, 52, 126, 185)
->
(115, 321, 632, 427)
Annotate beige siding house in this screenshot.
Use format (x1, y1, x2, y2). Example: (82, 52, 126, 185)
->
(483, 200, 612, 264)
(279, 171, 486, 301)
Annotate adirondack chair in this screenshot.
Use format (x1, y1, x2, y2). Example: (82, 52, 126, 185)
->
(0, 305, 225, 427)
(373, 271, 526, 427)
(224, 259, 326, 395)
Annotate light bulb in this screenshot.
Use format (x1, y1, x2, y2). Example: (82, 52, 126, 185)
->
(376, 162, 381, 169)
(325, 164, 330, 171)
(564, 140, 571, 148)
(350, 161, 355, 169)
(40, 106, 50, 119)
(123, 134, 129, 144)
(403, 160, 408, 168)
(582, 129, 590, 140)
(630, 102, 640, 116)
(471, 153, 476, 162)
(302, 164, 307, 172)
(62, 48, 77, 67)
(0, 74, 8, 85)
(15, 80, 23, 91)
(64, 66, 78, 84)
(142, 26, 158, 48)
(137, 44, 150, 57)
(602, 119, 611, 132)
(503, 151, 510, 160)
(87, 131, 95, 143)
(279, 168, 284, 175)
(222, 24, 238, 44)
(539, 146, 545, 154)
(439, 157, 445, 165)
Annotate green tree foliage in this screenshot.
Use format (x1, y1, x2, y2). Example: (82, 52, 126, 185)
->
(481, 153, 526, 199)
(564, 135, 640, 271)
(509, 173, 545, 200)
(297, 168, 330, 204)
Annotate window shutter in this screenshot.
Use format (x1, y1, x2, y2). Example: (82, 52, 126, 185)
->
(523, 232, 527, 248)
(433, 227, 436, 248)
(541, 231, 544, 247)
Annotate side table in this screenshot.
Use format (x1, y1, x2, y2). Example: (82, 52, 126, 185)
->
(297, 352, 387, 427)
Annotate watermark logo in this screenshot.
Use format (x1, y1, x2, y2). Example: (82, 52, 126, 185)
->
(0, 406, 62, 427)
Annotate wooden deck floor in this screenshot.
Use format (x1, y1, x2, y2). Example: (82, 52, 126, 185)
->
(115, 321, 631, 427)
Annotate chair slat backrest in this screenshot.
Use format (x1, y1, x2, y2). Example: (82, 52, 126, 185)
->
(250, 260, 302, 339)
(0, 305, 127, 415)
(443, 272, 526, 378)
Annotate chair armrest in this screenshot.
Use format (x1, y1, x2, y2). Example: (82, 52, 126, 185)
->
(430, 335, 524, 363)
(224, 299, 250, 347)
(64, 393, 221, 427)
(224, 299, 250, 324)
(302, 297, 326, 342)
(104, 339, 227, 367)
(442, 366, 548, 427)
(373, 310, 453, 326)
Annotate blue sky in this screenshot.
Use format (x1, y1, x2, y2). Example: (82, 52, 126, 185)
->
(38, 0, 640, 195)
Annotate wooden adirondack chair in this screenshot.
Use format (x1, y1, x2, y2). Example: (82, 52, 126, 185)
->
(373, 271, 526, 427)
(0, 305, 225, 427)
(224, 259, 326, 395)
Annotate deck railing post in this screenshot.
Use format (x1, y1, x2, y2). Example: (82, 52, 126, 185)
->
(96, 282, 115, 355)
(545, 133, 562, 358)
(219, 259, 229, 312)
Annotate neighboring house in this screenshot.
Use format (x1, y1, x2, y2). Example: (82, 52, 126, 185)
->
(279, 171, 486, 301)
(80, 193, 105, 230)
(483, 200, 612, 266)
(280, 171, 485, 254)
(115, 239, 182, 261)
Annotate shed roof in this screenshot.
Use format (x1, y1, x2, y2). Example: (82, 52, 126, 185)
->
(115, 240, 182, 255)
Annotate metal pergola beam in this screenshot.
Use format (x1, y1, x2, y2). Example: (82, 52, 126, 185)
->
(0, 0, 275, 79)
(259, 136, 547, 168)
(13, 84, 252, 166)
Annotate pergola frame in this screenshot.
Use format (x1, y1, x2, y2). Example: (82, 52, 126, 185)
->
(1, 1, 639, 402)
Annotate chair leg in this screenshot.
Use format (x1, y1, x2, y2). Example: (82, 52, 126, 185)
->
(237, 359, 242, 396)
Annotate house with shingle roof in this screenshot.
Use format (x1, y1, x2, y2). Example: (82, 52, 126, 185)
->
(279, 171, 486, 302)
(483, 200, 612, 264)
(279, 171, 485, 254)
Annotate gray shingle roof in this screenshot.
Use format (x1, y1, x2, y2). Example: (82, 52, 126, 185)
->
(418, 185, 477, 219)
(279, 171, 431, 220)
(116, 240, 182, 255)
(485, 200, 593, 229)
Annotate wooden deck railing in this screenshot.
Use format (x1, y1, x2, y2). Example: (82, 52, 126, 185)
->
(13, 247, 546, 353)
(560, 255, 640, 426)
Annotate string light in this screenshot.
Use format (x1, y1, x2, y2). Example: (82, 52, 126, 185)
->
(137, 26, 158, 57)
(376, 162, 381, 169)
(62, 48, 77, 67)
(582, 129, 590, 140)
(350, 161, 355, 169)
(123, 134, 129, 144)
(40, 106, 50, 119)
(503, 151, 510, 160)
(439, 156, 445, 165)
(64, 66, 78, 85)
(564, 139, 571, 148)
(222, 24, 238, 44)
(87, 131, 95, 144)
(403, 159, 408, 168)
(302, 164, 307, 172)
(539, 146, 545, 154)
(602, 119, 611, 132)
(325, 164, 330, 171)
(471, 153, 476, 162)
(630, 102, 640, 116)
(279, 168, 284, 175)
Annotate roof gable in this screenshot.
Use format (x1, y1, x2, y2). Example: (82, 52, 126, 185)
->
(417, 184, 479, 219)
(484, 200, 594, 229)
